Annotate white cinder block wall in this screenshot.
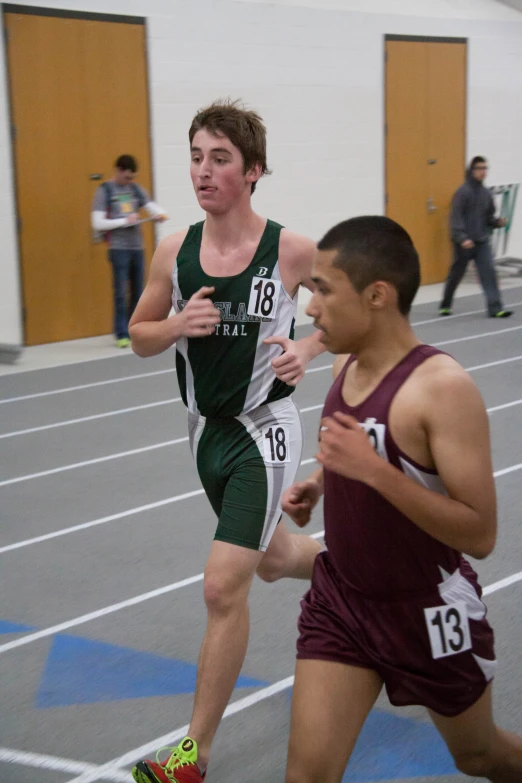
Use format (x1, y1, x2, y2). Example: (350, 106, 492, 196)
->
(1, 0, 521, 348)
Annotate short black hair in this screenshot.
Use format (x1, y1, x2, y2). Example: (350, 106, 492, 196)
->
(317, 216, 420, 315)
(115, 154, 138, 172)
(470, 155, 487, 170)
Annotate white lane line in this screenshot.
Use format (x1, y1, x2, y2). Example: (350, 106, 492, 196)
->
(0, 368, 175, 404)
(433, 325, 522, 347)
(0, 525, 325, 655)
(0, 468, 321, 555)
(0, 399, 182, 439)
(0, 356, 329, 406)
(0, 747, 129, 782)
(483, 571, 522, 596)
(0, 490, 206, 555)
(0, 396, 519, 549)
(66, 677, 298, 783)
(487, 399, 522, 414)
(465, 355, 522, 372)
(0, 573, 206, 655)
(0, 367, 331, 434)
(304, 364, 332, 374)
(412, 299, 522, 327)
(0, 437, 189, 488)
(493, 462, 522, 478)
(1, 460, 520, 657)
(2, 347, 521, 441)
(0, 398, 325, 486)
(0, 379, 331, 439)
(295, 354, 522, 378)
(3, 389, 520, 489)
(3, 303, 520, 406)
(300, 404, 323, 413)
(65, 565, 522, 783)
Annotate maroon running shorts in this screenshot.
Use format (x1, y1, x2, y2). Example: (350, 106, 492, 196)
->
(296, 551, 496, 717)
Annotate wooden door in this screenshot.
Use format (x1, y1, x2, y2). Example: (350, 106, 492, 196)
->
(5, 13, 90, 345)
(426, 43, 467, 283)
(385, 41, 429, 278)
(4, 10, 153, 345)
(83, 20, 154, 335)
(385, 38, 466, 285)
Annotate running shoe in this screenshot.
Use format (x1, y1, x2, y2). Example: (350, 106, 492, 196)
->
(489, 310, 513, 318)
(132, 737, 205, 783)
(438, 308, 452, 316)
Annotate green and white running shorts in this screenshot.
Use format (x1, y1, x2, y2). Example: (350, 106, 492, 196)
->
(188, 398, 303, 551)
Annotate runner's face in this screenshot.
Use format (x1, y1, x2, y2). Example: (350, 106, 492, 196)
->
(190, 129, 258, 213)
(306, 249, 371, 354)
(472, 162, 488, 182)
(114, 169, 136, 186)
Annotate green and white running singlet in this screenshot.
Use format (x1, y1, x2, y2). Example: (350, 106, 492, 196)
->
(173, 219, 296, 418)
(172, 219, 304, 551)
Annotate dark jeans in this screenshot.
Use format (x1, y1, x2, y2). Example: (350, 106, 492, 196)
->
(440, 241, 503, 316)
(109, 248, 144, 339)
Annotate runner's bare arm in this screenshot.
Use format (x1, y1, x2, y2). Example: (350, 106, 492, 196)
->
(129, 230, 220, 357)
(283, 354, 346, 526)
(317, 369, 497, 559)
(279, 230, 318, 295)
(263, 230, 326, 384)
(284, 229, 327, 360)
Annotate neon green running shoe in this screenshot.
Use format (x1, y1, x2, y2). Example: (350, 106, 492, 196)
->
(132, 737, 205, 783)
(439, 308, 452, 316)
(116, 337, 131, 348)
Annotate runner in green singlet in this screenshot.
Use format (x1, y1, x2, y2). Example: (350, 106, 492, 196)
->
(129, 99, 325, 783)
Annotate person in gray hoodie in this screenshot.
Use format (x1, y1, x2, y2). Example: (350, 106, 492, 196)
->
(439, 156, 512, 318)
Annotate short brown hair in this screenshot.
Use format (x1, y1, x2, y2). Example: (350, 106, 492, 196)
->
(189, 99, 271, 193)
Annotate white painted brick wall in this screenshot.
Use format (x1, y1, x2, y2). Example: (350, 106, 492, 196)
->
(232, 0, 522, 20)
(1, 0, 521, 347)
(0, 30, 23, 347)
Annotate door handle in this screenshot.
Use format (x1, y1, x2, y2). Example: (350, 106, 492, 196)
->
(427, 197, 437, 213)
(89, 173, 103, 181)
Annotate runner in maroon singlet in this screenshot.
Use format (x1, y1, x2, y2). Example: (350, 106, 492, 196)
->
(282, 216, 522, 783)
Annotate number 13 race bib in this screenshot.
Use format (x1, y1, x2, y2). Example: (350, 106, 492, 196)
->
(247, 277, 281, 320)
(424, 601, 472, 659)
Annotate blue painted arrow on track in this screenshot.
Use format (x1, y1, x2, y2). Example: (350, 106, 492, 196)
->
(343, 708, 457, 780)
(31, 627, 457, 779)
(37, 634, 268, 708)
(0, 620, 36, 633)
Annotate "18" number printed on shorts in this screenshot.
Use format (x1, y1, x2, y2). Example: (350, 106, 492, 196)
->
(262, 426, 291, 463)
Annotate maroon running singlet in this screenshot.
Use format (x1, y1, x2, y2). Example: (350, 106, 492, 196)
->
(297, 345, 496, 716)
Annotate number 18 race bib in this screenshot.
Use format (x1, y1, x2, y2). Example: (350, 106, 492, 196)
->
(424, 601, 472, 659)
(262, 425, 290, 463)
(247, 276, 281, 320)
